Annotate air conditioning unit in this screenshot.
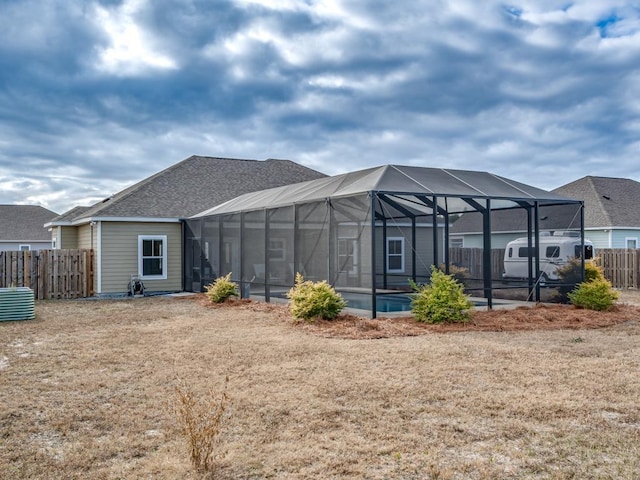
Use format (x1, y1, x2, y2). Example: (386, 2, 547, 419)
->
(0, 287, 35, 321)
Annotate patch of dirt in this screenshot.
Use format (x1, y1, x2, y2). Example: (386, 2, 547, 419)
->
(189, 294, 640, 340)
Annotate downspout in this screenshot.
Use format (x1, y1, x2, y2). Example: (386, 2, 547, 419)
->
(180, 219, 185, 293)
(95, 221, 102, 295)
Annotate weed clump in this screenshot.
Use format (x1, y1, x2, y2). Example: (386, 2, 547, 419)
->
(286, 273, 346, 321)
(205, 273, 239, 303)
(411, 266, 473, 324)
(173, 377, 229, 474)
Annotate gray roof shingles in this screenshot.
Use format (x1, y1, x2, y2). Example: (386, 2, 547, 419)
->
(553, 176, 640, 228)
(52, 156, 327, 223)
(0, 205, 58, 241)
(450, 175, 640, 234)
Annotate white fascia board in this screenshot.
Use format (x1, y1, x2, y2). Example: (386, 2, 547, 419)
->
(69, 216, 181, 226)
(44, 221, 73, 228)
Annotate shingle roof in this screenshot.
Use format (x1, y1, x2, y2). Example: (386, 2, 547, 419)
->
(450, 175, 640, 235)
(52, 156, 326, 223)
(553, 176, 640, 228)
(48, 206, 92, 224)
(0, 205, 58, 241)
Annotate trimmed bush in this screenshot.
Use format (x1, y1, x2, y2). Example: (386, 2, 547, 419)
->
(411, 266, 473, 324)
(204, 273, 239, 303)
(286, 273, 346, 321)
(555, 257, 604, 302)
(568, 277, 618, 311)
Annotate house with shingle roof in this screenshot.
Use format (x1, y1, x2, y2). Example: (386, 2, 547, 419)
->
(553, 176, 640, 249)
(0, 205, 58, 252)
(450, 175, 640, 250)
(46, 156, 326, 296)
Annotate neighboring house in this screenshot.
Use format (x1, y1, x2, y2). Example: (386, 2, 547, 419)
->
(46, 156, 326, 296)
(0, 205, 58, 252)
(450, 175, 640, 250)
(553, 176, 640, 250)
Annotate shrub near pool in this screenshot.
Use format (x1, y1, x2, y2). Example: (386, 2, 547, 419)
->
(411, 266, 473, 323)
(286, 273, 346, 321)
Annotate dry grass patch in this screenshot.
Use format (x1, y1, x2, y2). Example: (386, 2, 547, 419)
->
(1, 295, 640, 479)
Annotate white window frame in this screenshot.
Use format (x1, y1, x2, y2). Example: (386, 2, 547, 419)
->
(626, 237, 638, 249)
(19, 244, 31, 251)
(138, 235, 167, 280)
(386, 237, 405, 273)
(268, 238, 286, 261)
(338, 237, 358, 275)
(450, 238, 463, 248)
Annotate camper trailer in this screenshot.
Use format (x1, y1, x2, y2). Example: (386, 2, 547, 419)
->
(503, 232, 594, 282)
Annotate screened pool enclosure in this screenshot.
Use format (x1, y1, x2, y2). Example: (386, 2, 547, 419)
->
(184, 165, 587, 317)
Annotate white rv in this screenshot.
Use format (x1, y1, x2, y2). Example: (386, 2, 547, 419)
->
(503, 232, 594, 282)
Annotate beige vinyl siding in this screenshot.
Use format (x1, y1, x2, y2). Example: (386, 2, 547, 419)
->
(99, 222, 183, 294)
(58, 226, 79, 249)
(77, 224, 93, 249)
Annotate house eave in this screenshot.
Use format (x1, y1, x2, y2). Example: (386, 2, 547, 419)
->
(53, 216, 183, 226)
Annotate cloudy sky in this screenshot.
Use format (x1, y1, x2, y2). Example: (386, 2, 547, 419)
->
(1, 0, 639, 214)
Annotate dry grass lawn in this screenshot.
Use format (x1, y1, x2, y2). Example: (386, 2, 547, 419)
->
(2, 293, 640, 479)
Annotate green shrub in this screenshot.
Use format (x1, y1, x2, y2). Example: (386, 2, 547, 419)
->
(555, 258, 604, 302)
(204, 273, 239, 303)
(286, 273, 347, 321)
(568, 277, 619, 311)
(411, 266, 473, 324)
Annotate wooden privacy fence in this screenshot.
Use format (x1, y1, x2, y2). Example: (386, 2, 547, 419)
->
(449, 247, 640, 289)
(597, 249, 640, 289)
(0, 249, 94, 300)
(449, 248, 505, 280)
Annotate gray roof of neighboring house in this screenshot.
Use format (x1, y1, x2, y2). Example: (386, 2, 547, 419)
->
(50, 156, 327, 224)
(553, 176, 640, 228)
(194, 164, 578, 218)
(450, 175, 640, 235)
(0, 205, 58, 241)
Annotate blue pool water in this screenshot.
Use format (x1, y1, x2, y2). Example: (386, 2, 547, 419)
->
(341, 293, 488, 312)
(342, 294, 414, 313)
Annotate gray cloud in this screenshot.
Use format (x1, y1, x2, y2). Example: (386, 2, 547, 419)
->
(1, 0, 639, 214)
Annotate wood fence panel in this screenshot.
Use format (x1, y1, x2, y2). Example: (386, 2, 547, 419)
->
(598, 249, 638, 289)
(0, 249, 94, 299)
(449, 248, 505, 280)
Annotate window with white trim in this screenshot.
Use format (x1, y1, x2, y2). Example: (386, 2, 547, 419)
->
(338, 238, 358, 275)
(138, 235, 167, 279)
(19, 244, 30, 251)
(626, 237, 638, 249)
(387, 237, 405, 273)
(450, 238, 463, 248)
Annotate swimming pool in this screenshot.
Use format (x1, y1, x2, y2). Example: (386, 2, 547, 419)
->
(341, 293, 415, 313)
(340, 292, 488, 313)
